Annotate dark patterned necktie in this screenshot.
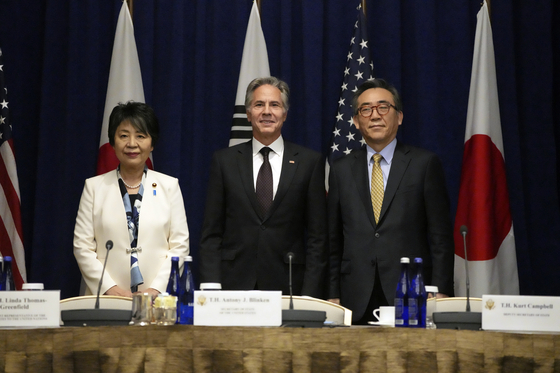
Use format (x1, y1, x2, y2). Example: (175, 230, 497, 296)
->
(256, 147, 273, 219)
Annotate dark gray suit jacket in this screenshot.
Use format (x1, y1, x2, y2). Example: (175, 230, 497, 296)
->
(328, 141, 454, 321)
(200, 140, 328, 298)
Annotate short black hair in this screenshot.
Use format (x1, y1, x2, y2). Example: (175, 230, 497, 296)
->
(352, 79, 403, 115)
(108, 101, 160, 147)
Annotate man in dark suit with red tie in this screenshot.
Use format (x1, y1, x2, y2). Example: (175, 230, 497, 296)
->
(327, 79, 454, 324)
(200, 76, 327, 298)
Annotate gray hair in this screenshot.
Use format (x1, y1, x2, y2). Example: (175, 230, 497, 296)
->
(245, 76, 290, 112)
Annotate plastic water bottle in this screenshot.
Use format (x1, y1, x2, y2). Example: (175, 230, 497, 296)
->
(166, 257, 181, 296)
(2, 256, 15, 291)
(408, 257, 427, 328)
(178, 256, 194, 325)
(394, 257, 410, 327)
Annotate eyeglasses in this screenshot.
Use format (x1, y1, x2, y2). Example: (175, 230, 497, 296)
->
(357, 104, 397, 118)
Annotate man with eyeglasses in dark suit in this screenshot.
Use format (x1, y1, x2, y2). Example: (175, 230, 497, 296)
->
(327, 78, 454, 324)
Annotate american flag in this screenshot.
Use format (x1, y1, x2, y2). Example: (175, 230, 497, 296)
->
(229, 1, 270, 147)
(326, 3, 374, 189)
(0, 48, 27, 289)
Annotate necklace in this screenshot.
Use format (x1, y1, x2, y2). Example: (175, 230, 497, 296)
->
(118, 170, 142, 189)
(122, 180, 142, 189)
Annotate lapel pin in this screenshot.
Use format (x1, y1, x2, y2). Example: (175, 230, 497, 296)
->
(289, 160, 295, 164)
(152, 183, 157, 196)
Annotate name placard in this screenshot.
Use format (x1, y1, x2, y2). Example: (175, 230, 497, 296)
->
(194, 290, 281, 326)
(0, 291, 60, 328)
(482, 295, 560, 332)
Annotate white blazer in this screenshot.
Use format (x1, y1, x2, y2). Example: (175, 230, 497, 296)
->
(73, 169, 190, 295)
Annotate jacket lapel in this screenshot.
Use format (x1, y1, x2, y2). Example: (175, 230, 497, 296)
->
(379, 141, 410, 222)
(266, 142, 298, 221)
(102, 171, 132, 248)
(139, 171, 156, 225)
(238, 141, 262, 217)
(353, 148, 377, 228)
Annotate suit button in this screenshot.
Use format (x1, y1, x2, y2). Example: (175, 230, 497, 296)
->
(371, 260, 376, 266)
(375, 233, 380, 238)
(261, 225, 266, 230)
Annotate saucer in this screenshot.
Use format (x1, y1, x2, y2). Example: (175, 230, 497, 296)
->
(368, 320, 395, 327)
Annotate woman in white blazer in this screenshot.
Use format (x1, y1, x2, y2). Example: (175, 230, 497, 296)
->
(73, 102, 189, 298)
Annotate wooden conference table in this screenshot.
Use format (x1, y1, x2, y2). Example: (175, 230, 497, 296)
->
(0, 325, 558, 372)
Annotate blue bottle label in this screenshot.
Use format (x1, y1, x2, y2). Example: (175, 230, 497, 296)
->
(394, 298, 407, 326)
(408, 298, 418, 326)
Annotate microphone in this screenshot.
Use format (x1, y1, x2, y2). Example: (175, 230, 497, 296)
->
(460, 225, 471, 312)
(61, 239, 132, 326)
(95, 240, 113, 309)
(287, 252, 294, 310)
(432, 224, 481, 330)
(281, 252, 326, 327)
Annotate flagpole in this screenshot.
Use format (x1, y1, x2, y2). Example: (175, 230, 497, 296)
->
(361, 0, 367, 16)
(256, 0, 261, 14)
(486, 0, 491, 20)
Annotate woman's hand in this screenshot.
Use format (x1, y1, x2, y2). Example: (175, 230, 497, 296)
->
(104, 285, 133, 298)
(134, 288, 161, 298)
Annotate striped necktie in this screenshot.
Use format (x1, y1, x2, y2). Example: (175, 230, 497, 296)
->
(371, 154, 384, 223)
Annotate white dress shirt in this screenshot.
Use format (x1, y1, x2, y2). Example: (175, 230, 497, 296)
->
(366, 138, 397, 191)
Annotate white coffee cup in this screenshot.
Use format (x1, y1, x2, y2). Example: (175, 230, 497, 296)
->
(372, 306, 395, 326)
